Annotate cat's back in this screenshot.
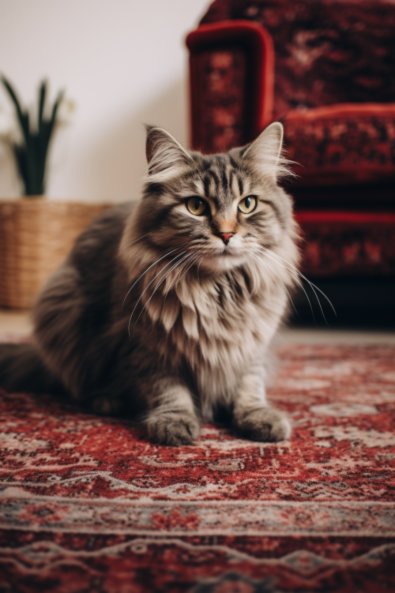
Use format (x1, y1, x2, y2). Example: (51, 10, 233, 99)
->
(32, 202, 136, 394)
(34, 202, 134, 345)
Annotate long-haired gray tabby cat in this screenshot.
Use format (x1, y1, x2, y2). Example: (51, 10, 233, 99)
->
(0, 122, 299, 445)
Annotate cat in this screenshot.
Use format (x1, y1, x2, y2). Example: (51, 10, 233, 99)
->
(0, 122, 299, 445)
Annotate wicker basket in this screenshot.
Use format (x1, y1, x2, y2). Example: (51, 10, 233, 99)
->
(0, 198, 111, 309)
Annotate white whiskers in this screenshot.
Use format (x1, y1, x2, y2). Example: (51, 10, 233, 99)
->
(255, 246, 337, 322)
(127, 250, 188, 335)
(122, 247, 179, 308)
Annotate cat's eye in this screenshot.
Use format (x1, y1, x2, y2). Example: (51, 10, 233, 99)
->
(238, 196, 257, 214)
(186, 196, 208, 216)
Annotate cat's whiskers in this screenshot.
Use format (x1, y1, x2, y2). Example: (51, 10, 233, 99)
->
(152, 250, 199, 302)
(255, 246, 336, 322)
(122, 247, 179, 309)
(281, 282, 298, 316)
(161, 250, 195, 292)
(270, 248, 337, 318)
(127, 250, 188, 336)
(254, 247, 316, 320)
(253, 245, 319, 320)
(177, 254, 201, 307)
(146, 250, 191, 301)
(130, 251, 196, 333)
(126, 231, 150, 246)
(135, 251, 201, 333)
(129, 253, 196, 335)
(172, 251, 199, 285)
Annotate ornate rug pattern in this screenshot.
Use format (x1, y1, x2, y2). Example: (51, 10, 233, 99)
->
(0, 344, 394, 592)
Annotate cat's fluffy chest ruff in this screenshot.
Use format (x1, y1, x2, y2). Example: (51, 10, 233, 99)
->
(138, 264, 286, 414)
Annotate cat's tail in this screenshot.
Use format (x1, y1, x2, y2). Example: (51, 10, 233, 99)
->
(0, 342, 65, 395)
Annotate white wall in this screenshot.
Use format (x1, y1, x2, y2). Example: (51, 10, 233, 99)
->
(0, 0, 209, 202)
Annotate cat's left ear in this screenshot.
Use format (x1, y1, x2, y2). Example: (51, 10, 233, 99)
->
(240, 122, 288, 180)
(145, 126, 193, 182)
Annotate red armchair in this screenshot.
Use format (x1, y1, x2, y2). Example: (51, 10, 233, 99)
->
(186, 0, 395, 321)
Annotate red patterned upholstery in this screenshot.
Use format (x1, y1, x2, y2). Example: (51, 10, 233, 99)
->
(285, 105, 395, 187)
(199, 0, 395, 115)
(186, 0, 395, 283)
(296, 211, 395, 278)
(187, 21, 274, 152)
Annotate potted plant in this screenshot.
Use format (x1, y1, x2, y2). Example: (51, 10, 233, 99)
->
(0, 77, 109, 309)
(1, 76, 64, 196)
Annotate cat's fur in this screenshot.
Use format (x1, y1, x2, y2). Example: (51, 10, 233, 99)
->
(0, 123, 299, 445)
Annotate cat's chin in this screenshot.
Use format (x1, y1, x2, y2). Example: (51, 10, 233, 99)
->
(200, 253, 246, 273)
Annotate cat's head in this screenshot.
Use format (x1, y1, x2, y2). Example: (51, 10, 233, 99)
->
(133, 123, 297, 274)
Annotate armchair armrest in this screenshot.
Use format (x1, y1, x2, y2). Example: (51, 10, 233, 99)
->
(186, 21, 274, 153)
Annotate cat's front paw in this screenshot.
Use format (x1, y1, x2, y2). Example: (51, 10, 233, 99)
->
(146, 412, 200, 446)
(234, 406, 291, 442)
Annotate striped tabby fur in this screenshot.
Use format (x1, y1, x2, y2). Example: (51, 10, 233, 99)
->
(0, 123, 299, 445)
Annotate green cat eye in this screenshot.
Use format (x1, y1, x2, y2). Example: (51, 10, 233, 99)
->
(238, 196, 257, 214)
(186, 196, 208, 216)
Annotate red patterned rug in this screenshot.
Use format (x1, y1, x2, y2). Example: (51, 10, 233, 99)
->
(0, 344, 394, 592)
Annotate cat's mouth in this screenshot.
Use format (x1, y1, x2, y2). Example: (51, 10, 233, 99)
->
(200, 246, 246, 271)
(217, 243, 242, 257)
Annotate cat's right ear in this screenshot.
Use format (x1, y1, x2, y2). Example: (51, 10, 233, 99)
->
(233, 122, 292, 181)
(145, 126, 193, 183)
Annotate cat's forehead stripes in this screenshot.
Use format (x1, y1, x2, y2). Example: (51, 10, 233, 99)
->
(192, 155, 248, 206)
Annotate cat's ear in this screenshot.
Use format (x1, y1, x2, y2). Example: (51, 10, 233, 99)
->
(145, 126, 193, 183)
(240, 122, 289, 180)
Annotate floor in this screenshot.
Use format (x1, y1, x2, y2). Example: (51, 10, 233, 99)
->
(1, 309, 395, 344)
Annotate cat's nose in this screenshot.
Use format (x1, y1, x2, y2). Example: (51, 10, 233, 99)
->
(219, 232, 235, 245)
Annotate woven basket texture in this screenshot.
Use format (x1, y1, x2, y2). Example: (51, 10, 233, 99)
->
(0, 199, 110, 309)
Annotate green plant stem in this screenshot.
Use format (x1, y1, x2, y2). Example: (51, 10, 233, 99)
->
(1, 75, 64, 196)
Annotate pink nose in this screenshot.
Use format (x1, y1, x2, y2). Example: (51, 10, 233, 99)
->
(219, 232, 235, 245)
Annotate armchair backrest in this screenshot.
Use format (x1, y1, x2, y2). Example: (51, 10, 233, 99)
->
(201, 0, 395, 117)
